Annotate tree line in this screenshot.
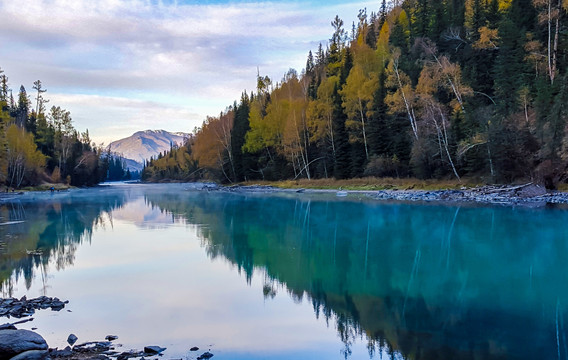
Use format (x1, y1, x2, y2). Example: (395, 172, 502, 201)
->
(0, 71, 128, 188)
(145, 0, 565, 187)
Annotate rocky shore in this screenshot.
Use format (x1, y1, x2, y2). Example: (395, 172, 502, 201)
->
(0, 297, 214, 360)
(0, 297, 68, 319)
(211, 182, 568, 206)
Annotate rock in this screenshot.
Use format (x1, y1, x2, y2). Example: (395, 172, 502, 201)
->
(116, 350, 143, 360)
(0, 329, 48, 360)
(0, 324, 16, 331)
(7, 349, 47, 360)
(50, 302, 65, 311)
(197, 352, 214, 360)
(73, 341, 112, 354)
(190, 347, 199, 351)
(66, 334, 78, 346)
(143, 346, 165, 355)
(0, 296, 68, 319)
(104, 335, 118, 341)
(50, 346, 73, 357)
(86, 355, 110, 360)
(517, 184, 547, 197)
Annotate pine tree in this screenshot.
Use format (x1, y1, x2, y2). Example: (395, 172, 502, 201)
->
(493, 18, 527, 116)
(368, 71, 389, 156)
(413, 0, 430, 37)
(231, 93, 251, 181)
(379, 0, 388, 29)
(327, 16, 346, 77)
(331, 84, 350, 179)
(15, 86, 29, 128)
(306, 51, 318, 100)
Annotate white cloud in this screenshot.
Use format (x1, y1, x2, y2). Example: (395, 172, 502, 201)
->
(0, 0, 377, 142)
(48, 93, 202, 145)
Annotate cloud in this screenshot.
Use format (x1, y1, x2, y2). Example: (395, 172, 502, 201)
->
(0, 0, 377, 141)
(48, 93, 202, 145)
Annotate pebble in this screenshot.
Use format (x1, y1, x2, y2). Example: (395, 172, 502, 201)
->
(67, 333, 78, 346)
(197, 352, 214, 360)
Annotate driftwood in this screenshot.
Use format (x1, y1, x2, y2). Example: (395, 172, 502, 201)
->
(10, 318, 34, 326)
(482, 183, 534, 193)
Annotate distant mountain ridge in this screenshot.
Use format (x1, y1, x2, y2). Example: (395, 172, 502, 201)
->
(108, 130, 189, 170)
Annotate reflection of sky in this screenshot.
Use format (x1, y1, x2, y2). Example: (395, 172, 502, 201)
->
(111, 198, 174, 228)
(9, 198, 372, 359)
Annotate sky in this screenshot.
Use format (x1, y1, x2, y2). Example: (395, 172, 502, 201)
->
(0, 0, 379, 145)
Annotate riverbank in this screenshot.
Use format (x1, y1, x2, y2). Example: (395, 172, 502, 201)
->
(216, 181, 568, 206)
(242, 177, 481, 191)
(0, 184, 72, 199)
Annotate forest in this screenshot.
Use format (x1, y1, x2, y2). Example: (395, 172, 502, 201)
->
(143, 0, 568, 188)
(0, 74, 129, 189)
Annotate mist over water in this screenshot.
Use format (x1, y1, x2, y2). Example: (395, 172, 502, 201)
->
(1, 183, 567, 359)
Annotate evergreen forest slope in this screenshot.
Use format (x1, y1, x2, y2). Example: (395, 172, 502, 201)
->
(0, 79, 111, 188)
(143, 0, 568, 188)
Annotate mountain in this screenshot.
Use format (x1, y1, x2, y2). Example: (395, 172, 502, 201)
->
(108, 130, 189, 170)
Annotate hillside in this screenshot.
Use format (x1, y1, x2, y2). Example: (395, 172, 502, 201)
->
(108, 130, 189, 168)
(143, 1, 568, 187)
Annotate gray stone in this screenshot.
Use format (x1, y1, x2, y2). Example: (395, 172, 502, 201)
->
(67, 334, 78, 346)
(8, 350, 47, 360)
(143, 346, 165, 355)
(197, 352, 214, 360)
(518, 184, 547, 197)
(73, 341, 111, 353)
(104, 335, 118, 341)
(56, 346, 73, 357)
(0, 330, 48, 360)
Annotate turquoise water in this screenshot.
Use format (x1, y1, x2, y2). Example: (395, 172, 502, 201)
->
(1, 183, 567, 359)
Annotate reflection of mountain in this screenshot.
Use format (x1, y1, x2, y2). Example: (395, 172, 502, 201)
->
(112, 198, 174, 227)
(146, 192, 568, 360)
(0, 192, 127, 296)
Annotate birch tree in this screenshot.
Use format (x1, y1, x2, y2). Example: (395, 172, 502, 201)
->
(306, 76, 339, 159)
(340, 64, 378, 160)
(533, 0, 564, 84)
(5, 124, 45, 188)
(385, 49, 419, 140)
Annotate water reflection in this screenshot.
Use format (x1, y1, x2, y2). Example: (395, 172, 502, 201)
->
(0, 190, 127, 296)
(146, 191, 568, 360)
(1, 185, 568, 359)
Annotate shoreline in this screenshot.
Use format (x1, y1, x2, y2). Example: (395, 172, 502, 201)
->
(2, 181, 568, 207)
(213, 182, 568, 207)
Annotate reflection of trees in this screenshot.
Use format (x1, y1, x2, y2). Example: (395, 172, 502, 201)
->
(0, 193, 127, 296)
(146, 191, 568, 360)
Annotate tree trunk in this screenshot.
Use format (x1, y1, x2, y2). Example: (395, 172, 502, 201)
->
(548, 0, 554, 83)
(358, 97, 369, 159)
(552, 0, 560, 84)
(393, 59, 419, 140)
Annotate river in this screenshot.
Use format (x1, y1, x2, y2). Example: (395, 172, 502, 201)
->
(1, 183, 567, 359)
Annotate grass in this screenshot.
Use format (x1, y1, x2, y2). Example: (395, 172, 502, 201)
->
(16, 183, 72, 192)
(240, 177, 484, 191)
